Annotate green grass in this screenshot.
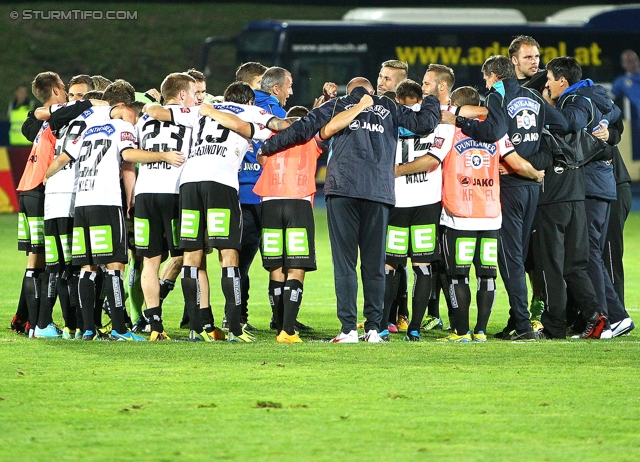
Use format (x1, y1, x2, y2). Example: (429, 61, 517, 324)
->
(0, 210, 639, 461)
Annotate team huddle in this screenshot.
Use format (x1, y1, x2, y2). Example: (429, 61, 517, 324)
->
(10, 34, 636, 343)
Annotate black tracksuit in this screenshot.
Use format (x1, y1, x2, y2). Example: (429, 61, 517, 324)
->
(262, 87, 440, 333)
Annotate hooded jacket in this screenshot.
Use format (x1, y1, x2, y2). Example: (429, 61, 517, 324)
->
(238, 90, 287, 204)
(261, 87, 440, 206)
(557, 79, 621, 201)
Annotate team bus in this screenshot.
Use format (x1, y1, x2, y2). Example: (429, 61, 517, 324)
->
(201, 5, 640, 176)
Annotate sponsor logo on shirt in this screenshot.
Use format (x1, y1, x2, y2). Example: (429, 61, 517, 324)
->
(84, 124, 115, 137)
(213, 104, 244, 114)
(180, 108, 191, 113)
(505, 138, 514, 148)
(121, 131, 136, 142)
(81, 108, 94, 119)
(507, 97, 541, 118)
(432, 136, 445, 149)
(454, 138, 497, 156)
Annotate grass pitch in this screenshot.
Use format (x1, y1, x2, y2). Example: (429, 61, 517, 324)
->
(0, 211, 639, 461)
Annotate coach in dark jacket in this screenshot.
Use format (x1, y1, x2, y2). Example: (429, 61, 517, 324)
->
(261, 78, 439, 340)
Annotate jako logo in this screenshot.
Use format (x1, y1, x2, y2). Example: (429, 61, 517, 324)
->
(349, 120, 360, 130)
(362, 121, 384, 133)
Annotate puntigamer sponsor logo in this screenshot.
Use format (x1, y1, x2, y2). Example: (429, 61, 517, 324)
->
(84, 124, 115, 137)
(213, 104, 244, 114)
(507, 97, 541, 117)
(454, 138, 497, 156)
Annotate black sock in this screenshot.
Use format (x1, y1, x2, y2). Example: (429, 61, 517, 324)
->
(199, 306, 215, 333)
(221, 267, 242, 336)
(428, 263, 445, 318)
(449, 277, 471, 335)
(78, 270, 97, 332)
(15, 284, 29, 321)
(159, 278, 175, 303)
(58, 274, 77, 331)
(181, 266, 201, 332)
(408, 265, 432, 332)
(37, 270, 57, 328)
(382, 268, 398, 329)
(94, 269, 106, 327)
(143, 306, 163, 333)
(396, 264, 409, 320)
(283, 279, 303, 336)
(269, 279, 285, 333)
(105, 270, 127, 334)
(475, 277, 496, 334)
(23, 268, 42, 330)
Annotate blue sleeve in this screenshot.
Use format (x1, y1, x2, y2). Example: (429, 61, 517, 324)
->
(460, 92, 508, 142)
(559, 96, 591, 132)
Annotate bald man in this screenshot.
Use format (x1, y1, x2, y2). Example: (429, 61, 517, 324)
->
(260, 77, 440, 342)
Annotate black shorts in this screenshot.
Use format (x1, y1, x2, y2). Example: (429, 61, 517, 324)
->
(72, 205, 128, 266)
(385, 203, 441, 267)
(179, 181, 242, 251)
(441, 227, 499, 278)
(261, 199, 316, 271)
(44, 217, 75, 273)
(18, 188, 45, 254)
(134, 193, 182, 258)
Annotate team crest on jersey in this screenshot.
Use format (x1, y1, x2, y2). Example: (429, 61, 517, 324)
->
(81, 108, 94, 119)
(84, 124, 115, 137)
(465, 150, 491, 169)
(213, 104, 244, 114)
(432, 137, 445, 149)
(121, 131, 136, 142)
(454, 138, 497, 156)
(516, 112, 536, 129)
(505, 138, 514, 148)
(506, 97, 540, 118)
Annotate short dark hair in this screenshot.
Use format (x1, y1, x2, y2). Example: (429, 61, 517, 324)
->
(185, 68, 206, 83)
(102, 79, 135, 106)
(482, 55, 516, 80)
(451, 86, 480, 107)
(546, 56, 582, 86)
(31, 71, 62, 103)
(68, 74, 94, 90)
(395, 79, 422, 102)
(260, 67, 289, 93)
(82, 90, 104, 100)
(236, 62, 267, 84)
(286, 106, 309, 118)
(91, 75, 113, 91)
(129, 101, 146, 119)
(508, 36, 540, 58)
(161, 72, 196, 100)
(223, 81, 255, 104)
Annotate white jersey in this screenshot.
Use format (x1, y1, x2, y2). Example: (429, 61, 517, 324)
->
(171, 103, 273, 190)
(134, 106, 191, 195)
(395, 104, 453, 208)
(64, 106, 137, 207)
(44, 103, 90, 219)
